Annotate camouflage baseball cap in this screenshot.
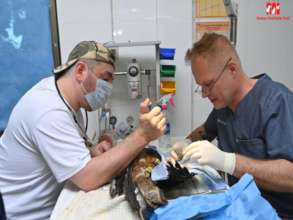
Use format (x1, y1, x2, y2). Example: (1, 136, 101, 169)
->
(54, 41, 115, 74)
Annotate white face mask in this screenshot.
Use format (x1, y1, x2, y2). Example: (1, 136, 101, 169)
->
(83, 79, 112, 111)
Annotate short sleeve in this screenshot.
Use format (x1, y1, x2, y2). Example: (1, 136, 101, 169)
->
(31, 110, 91, 183)
(263, 92, 293, 160)
(204, 109, 218, 138)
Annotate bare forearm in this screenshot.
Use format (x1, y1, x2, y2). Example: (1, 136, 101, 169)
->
(72, 100, 166, 191)
(110, 128, 150, 175)
(72, 128, 148, 191)
(234, 154, 293, 192)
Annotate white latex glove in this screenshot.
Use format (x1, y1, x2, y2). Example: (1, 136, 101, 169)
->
(182, 140, 236, 175)
(170, 139, 192, 161)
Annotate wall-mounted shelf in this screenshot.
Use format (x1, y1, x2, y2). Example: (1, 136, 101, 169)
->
(105, 41, 161, 48)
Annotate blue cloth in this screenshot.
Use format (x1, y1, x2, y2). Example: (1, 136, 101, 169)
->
(205, 74, 293, 218)
(150, 174, 280, 220)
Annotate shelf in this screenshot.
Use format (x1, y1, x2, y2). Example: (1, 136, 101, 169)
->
(105, 41, 161, 48)
(160, 81, 176, 94)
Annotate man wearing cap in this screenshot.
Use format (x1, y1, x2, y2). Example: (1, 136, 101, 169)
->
(0, 41, 166, 220)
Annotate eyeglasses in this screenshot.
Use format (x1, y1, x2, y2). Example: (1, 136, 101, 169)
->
(194, 57, 232, 96)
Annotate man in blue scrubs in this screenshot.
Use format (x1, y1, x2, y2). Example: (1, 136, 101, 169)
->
(171, 33, 293, 219)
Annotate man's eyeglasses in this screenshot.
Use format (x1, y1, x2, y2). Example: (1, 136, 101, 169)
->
(194, 57, 232, 96)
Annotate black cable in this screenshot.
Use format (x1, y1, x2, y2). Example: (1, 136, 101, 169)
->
(54, 76, 92, 147)
(54, 77, 77, 122)
(85, 111, 88, 133)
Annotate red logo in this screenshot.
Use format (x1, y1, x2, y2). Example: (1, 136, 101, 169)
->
(266, 0, 280, 15)
(256, 0, 289, 21)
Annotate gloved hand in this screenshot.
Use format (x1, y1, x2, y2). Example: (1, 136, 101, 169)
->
(182, 140, 236, 175)
(170, 139, 192, 161)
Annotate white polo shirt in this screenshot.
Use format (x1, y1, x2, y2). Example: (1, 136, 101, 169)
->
(0, 76, 91, 220)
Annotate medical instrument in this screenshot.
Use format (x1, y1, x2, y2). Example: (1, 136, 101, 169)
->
(109, 115, 117, 130)
(127, 58, 142, 99)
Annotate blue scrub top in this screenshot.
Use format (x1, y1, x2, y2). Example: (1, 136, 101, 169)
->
(205, 74, 293, 218)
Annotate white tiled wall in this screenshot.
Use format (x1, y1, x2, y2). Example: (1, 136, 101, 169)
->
(112, 0, 157, 42)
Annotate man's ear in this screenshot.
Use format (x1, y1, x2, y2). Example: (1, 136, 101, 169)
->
(74, 61, 88, 83)
(229, 62, 237, 78)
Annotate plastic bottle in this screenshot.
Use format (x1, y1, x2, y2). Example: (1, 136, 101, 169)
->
(158, 103, 171, 152)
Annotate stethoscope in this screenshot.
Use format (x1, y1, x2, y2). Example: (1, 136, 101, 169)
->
(54, 76, 94, 148)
